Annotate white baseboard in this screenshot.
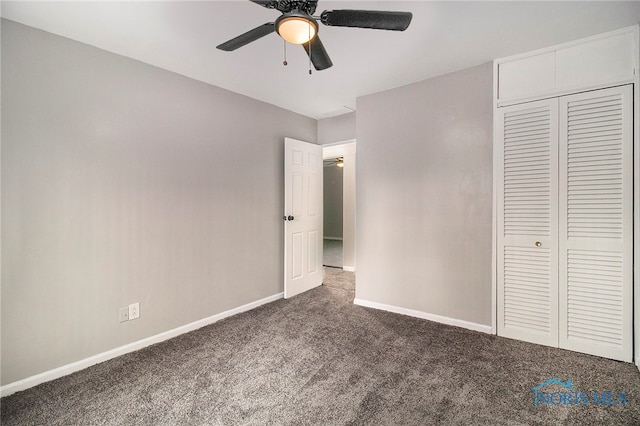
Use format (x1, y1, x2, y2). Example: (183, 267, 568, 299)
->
(343, 266, 355, 272)
(353, 298, 492, 334)
(0, 292, 283, 397)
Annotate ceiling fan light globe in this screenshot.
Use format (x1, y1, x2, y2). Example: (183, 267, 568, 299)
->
(276, 14, 317, 44)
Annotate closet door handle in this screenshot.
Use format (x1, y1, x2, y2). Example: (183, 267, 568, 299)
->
(535, 241, 542, 247)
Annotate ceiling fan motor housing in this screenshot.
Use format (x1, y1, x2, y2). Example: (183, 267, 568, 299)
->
(275, 0, 318, 15)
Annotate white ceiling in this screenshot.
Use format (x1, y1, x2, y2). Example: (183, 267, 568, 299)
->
(2, 1, 639, 119)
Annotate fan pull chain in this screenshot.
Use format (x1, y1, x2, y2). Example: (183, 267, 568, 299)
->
(283, 40, 288, 66)
(308, 23, 312, 75)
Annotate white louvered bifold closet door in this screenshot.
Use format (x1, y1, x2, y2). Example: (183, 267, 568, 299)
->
(558, 85, 633, 362)
(497, 99, 559, 347)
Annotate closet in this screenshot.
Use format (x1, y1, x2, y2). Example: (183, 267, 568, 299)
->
(494, 26, 637, 362)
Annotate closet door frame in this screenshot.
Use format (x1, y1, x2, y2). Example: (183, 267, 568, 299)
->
(633, 64, 639, 371)
(493, 25, 639, 367)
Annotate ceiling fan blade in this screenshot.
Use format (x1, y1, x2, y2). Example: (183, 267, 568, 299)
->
(249, 0, 278, 9)
(302, 36, 333, 71)
(320, 10, 413, 31)
(216, 23, 275, 51)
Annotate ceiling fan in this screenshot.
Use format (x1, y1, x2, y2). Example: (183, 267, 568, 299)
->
(324, 157, 344, 167)
(216, 0, 413, 71)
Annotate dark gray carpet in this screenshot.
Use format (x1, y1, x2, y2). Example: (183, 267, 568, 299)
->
(2, 268, 639, 425)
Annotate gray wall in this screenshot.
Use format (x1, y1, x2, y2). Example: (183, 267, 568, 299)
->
(318, 112, 355, 145)
(323, 165, 343, 239)
(1, 20, 316, 385)
(355, 62, 493, 326)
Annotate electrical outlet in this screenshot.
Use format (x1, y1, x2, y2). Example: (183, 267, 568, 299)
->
(129, 302, 140, 320)
(119, 307, 129, 323)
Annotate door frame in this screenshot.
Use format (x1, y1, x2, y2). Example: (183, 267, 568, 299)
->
(322, 139, 356, 272)
(633, 54, 639, 371)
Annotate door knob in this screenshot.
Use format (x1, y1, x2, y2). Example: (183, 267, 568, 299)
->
(288, 216, 294, 221)
(535, 241, 542, 247)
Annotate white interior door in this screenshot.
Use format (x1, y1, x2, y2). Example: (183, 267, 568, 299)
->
(284, 137, 323, 298)
(497, 98, 559, 347)
(558, 85, 633, 362)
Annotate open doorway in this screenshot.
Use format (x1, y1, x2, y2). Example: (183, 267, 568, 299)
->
(322, 141, 356, 272)
(323, 156, 344, 268)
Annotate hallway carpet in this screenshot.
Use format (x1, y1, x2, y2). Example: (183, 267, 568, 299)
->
(2, 269, 639, 425)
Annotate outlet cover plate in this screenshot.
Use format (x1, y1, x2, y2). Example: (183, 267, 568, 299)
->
(129, 302, 140, 320)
